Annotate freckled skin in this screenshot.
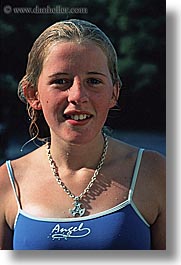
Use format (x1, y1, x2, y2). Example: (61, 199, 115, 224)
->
(37, 42, 118, 145)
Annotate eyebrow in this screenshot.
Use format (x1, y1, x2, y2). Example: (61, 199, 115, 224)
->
(48, 71, 107, 78)
(87, 71, 107, 77)
(48, 72, 69, 78)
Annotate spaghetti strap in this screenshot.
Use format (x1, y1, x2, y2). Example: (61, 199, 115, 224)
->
(6, 160, 21, 209)
(127, 149, 150, 227)
(128, 148, 144, 201)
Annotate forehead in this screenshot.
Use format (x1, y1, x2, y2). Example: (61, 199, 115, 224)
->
(43, 42, 109, 71)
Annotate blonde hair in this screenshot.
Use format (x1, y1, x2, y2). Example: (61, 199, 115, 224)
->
(18, 19, 121, 141)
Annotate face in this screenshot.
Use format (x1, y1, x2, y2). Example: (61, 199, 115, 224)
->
(34, 42, 119, 144)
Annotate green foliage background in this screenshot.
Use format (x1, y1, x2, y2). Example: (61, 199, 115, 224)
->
(0, 0, 165, 159)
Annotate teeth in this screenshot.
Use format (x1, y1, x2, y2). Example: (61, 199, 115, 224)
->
(68, 114, 91, 121)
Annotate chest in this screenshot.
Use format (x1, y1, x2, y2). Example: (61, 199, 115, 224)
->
(7, 158, 157, 228)
(19, 171, 130, 219)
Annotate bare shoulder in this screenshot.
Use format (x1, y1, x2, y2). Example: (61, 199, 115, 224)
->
(109, 136, 166, 211)
(141, 149, 166, 196)
(0, 146, 46, 197)
(142, 149, 165, 172)
(109, 136, 165, 178)
(0, 162, 11, 198)
(142, 149, 166, 207)
(9, 145, 46, 175)
(108, 136, 138, 159)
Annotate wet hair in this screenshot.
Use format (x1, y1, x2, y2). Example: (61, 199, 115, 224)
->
(18, 19, 121, 141)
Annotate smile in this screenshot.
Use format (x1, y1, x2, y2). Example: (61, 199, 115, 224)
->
(64, 114, 92, 121)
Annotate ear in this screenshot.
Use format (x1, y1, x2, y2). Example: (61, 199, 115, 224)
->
(109, 81, 120, 109)
(23, 83, 42, 110)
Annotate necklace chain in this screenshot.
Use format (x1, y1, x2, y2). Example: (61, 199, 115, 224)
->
(46, 133, 108, 216)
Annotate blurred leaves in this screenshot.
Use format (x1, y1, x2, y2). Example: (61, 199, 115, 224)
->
(0, 20, 15, 36)
(0, 74, 17, 92)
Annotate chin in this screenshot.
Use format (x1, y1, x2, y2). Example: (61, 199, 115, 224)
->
(57, 128, 101, 146)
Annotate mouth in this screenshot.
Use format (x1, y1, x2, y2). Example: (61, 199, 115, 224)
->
(63, 113, 92, 121)
(63, 111, 93, 126)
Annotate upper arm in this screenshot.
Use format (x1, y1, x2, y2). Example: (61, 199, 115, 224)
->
(151, 206, 166, 249)
(0, 164, 13, 250)
(0, 216, 13, 250)
(148, 152, 166, 250)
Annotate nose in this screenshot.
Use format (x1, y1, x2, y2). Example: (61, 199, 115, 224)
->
(67, 77, 88, 105)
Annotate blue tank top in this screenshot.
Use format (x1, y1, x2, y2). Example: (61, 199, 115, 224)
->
(6, 148, 151, 250)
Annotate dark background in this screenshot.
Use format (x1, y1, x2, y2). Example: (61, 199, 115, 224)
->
(0, 0, 166, 163)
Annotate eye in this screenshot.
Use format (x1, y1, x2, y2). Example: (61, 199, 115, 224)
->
(53, 79, 68, 85)
(50, 78, 72, 90)
(87, 78, 102, 85)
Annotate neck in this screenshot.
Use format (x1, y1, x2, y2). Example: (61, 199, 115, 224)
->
(48, 132, 106, 171)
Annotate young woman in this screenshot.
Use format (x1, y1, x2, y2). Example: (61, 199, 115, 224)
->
(0, 19, 165, 250)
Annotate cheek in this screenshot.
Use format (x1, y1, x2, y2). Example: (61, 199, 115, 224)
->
(40, 97, 51, 112)
(40, 94, 67, 123)
(39, 95, 54, 120)
(39, 92, 58, 109)
(94, 96, 111, 123)
(95, 92, 112, 111)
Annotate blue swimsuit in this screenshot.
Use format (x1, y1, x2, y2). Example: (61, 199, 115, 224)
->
(6, 148, 151, 250)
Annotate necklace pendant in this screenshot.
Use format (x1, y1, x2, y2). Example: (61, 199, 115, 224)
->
(69, 197, 86, 217)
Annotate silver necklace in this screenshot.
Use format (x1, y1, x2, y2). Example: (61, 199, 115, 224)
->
(46, 133, 108, 217)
